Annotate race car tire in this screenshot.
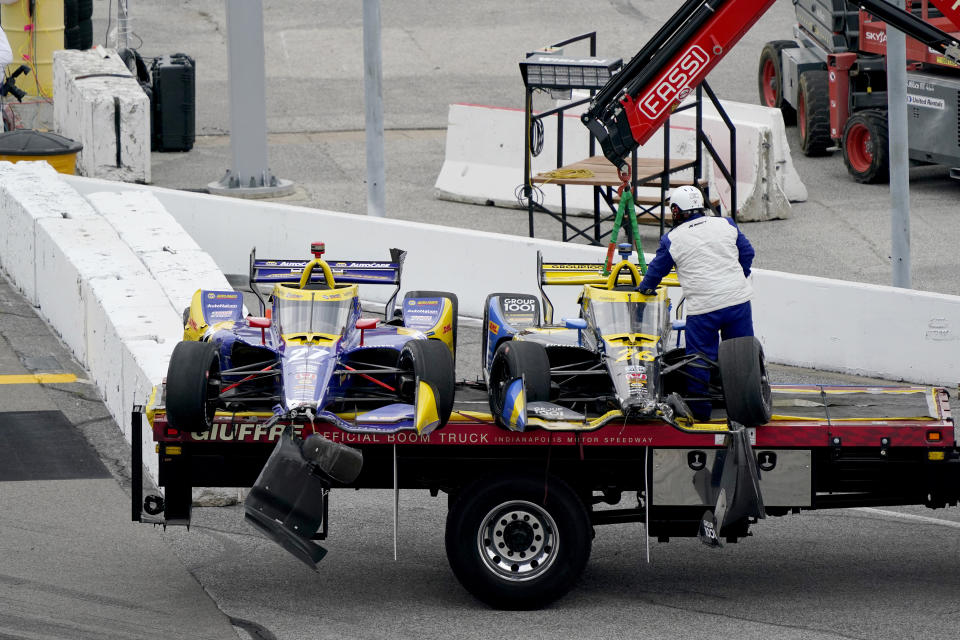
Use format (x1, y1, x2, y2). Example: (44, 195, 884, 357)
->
(842, 110, 889, 184)
(64, 0, 79, 29)
(757, 40, 798, 125)
(797, 70, 832, 157)
(718, 336, 772, 428)
(445, 473, 591, 610)
(488, 341, 550, 427)
(404, 290, 458, 360)
(399, 339, 455, 426)
(165, 341, 221, 433)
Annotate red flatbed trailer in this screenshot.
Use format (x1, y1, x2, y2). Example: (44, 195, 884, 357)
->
(133, 382, 958, 608)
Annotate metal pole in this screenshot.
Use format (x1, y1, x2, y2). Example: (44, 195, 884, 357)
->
(208, 0, 293, 198)
(363, 0, 386, 217)
(117, 0, 130, 51)
(886, 0, 911, 288)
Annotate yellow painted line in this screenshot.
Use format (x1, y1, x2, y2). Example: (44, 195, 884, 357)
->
(0, 373, 78, 385)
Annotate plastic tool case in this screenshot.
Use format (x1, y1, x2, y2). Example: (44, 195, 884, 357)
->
(151, 53, 196, 152)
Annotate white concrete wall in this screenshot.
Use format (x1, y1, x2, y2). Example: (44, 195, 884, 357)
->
(53, 48, 151, 183)
(64, 174, 960, 387)
(0, 162, 233, 485)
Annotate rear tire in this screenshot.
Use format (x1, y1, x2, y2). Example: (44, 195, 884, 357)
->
(718, 337, 772, 428)
(757, 40, 798, 125)
(165, 341, 220, 433)
(399, 339, 455, 425)
(445, 473, 591, 609)
(797, 70, 832, 156)
(842, 110, 889, 184)
(488, 341, 550, 427)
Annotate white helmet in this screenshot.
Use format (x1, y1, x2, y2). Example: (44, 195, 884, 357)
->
(669, 185, 704, 213)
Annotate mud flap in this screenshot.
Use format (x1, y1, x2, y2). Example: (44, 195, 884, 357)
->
(698, 424, 765, 547)
(244, 428, 363, 569)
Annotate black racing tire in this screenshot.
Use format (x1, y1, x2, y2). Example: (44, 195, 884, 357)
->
(78, 18, 94, 50)
(445, 473, 592, 610)
(797, 70, 832, 156)
(165, 341, 220, 433)
(64, 0, 80, 29)
(399, 339, 455, 426)
(842, 110, 890, 184)
(487, 341, 550, 428)
(404, 290, 458, 360)
(757, 40, 798, 125)
(77, 0, 93, 21)
(718, 336, 772, 428)
(64, 25, 81, 50)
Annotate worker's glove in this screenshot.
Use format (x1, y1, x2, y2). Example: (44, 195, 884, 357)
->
(638, 288, 656, 296)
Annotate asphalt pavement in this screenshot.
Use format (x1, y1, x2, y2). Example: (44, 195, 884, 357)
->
(2, 1, 960, 638)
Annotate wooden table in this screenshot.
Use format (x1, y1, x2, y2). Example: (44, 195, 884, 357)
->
(528, 156, 702, 241)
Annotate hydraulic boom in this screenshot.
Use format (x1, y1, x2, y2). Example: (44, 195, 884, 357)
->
(582, 0, 960, 172)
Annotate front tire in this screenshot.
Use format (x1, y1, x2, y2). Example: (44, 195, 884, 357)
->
(718, 336, 772, 428)
(165, 341, 220, 433)
(399, 339, 455, 425)
(487, 341, 550, 428)
(842, 110, 889, 184)
(445, 474, 592, 609)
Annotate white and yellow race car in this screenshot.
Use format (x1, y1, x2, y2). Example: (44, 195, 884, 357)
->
(482, 245, 771, 432)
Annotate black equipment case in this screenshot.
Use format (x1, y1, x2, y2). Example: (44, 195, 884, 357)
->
(150, 53, 195, 152)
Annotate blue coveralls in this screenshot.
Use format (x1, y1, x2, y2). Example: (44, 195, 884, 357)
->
(637, 212, 755, 420)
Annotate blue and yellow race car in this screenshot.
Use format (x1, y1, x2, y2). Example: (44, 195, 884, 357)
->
(164, 243, 458, 436)
(482, 245, 771, 432)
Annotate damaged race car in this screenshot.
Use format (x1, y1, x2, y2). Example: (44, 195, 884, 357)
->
(482, 244, 772, 432)
(164, 242, 458, 437)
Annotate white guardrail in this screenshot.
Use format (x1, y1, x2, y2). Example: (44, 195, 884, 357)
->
(1, 163, 957, 483)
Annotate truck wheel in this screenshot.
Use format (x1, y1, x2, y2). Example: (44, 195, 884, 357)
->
(718, 336, 772, 428)
(757, 40, 798, 125)
(399, 339, 455, 425)
(488, 341, 550, 427)
(842, 110, 889, 184)
(797, 70, 832, 156)
(445, 473, 592, 609)
(165, 341, 221, 433)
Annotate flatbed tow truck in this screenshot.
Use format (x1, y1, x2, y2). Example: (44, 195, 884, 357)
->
(133, 382, 958, 608)
(132, 0, 960, 609)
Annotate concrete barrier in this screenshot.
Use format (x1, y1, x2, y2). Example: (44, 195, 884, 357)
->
(63, 174, 960, 387)
(0, 162, 232, 485)
(434, 101, 807, 223)
(53, 47, 151, 183)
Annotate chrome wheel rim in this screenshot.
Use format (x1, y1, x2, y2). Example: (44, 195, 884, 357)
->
(476, 500, 558, 582)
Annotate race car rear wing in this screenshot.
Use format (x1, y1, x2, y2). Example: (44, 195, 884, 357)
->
(537, 251, 679, 324)
(247, 247, 407, 319)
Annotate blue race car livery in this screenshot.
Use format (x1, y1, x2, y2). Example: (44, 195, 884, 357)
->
(164, 243, 457, 436)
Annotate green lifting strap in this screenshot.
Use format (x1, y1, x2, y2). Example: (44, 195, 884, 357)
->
(602, 189, 647, 276)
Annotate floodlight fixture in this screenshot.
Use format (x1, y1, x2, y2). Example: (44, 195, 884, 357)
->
(520, 50, 622, 90)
